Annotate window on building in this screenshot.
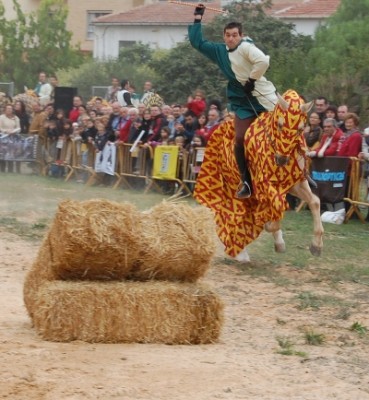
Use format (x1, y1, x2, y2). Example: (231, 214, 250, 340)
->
(119, 41, 136, 50)
(87, 11, 112, 40)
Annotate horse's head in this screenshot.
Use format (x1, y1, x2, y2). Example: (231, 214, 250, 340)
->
(270, 90, 313, 167)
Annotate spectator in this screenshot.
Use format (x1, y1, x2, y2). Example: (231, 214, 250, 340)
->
(361, 127, 369, 156)
(195, 113, 207, 138)
(174, 135, 185, 149)
(149, 126, 171, 148)
(203, 108, 221, 142)
(69, 96, 83, 123)
(337, 113, 362, 157)
(0, 104, 21, 173)
(129, 84, 140, 107)
(34, 71, 52, 106)
(304, 112, 322, 150)
(117, 79, 133, 107)
(80, 118, 97, 168)
(106, 102, 122, 137)
(148, 104, 167, 142)
(337, 104, 348, 132)
(49, 74, 59, 104)
(128, 117, 144, 144)
(162, 104, 173, 119)
(336, 113, 363, 214)
(314, 96, 329, 126)
(117, 107, 129, 138)
(55, 108, 66, 135)
(45, 118, 60, 163)
(358, 128, 369, 221)
(182, 110, 199, 145)
(93, 119, 109, 152)
(14, 100, 30, 134)
(139, 109, 152, 143)
(41, 103, 56, 142)
(137, 103, 147, 118)
(29, 102, 46, 136)
(119, 107, 139, 143)
(106, 77, 120, 103)
(93, 97, 104, 116)
(324, 104, 338, 121)
(207, 99, 222, 116)
(140, 81, 154, 104)
(187, 89, 206, 117)
(307, 118, 343, 158)
(186, 133, 206, 152)
(172, 121, 186, 142)
(168, 104, 185, 138)
(88, 109, 98, 121)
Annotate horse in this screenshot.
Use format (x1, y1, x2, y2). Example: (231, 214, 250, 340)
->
(193, 89, 324, 262)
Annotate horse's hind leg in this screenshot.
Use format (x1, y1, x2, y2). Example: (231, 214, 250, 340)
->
(290, 181, 323, 256)
(264, 221, 286, 253)
(273, 229, 286, 253)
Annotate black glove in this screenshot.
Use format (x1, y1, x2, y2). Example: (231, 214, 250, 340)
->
(244, 78, 256, 95)
(194, 3, 205, 17)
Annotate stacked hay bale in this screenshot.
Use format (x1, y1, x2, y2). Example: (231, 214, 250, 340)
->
(24, 199, 223, 344)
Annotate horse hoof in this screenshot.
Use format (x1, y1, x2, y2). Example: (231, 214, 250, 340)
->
(234, 248, 251, 263)
(274, 243, 286, 253)
(309, 244, 321, 257)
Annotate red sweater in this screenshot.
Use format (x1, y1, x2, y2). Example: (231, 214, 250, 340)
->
(337, 130, 362, 157)
(68, 108, 80, 123)
(119, 119, 132, 142)
(187, 99, 206, 117)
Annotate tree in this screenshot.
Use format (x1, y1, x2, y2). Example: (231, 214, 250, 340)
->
(149, 42, 227, 105)
(306, 0, 369, 122)
(0, 0, 83, 93)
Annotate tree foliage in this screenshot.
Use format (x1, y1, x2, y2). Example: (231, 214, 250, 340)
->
(0, 0, 83, 93)
(306, 0, 369, 122)
(149, 42, 227, 106)
(58, 57, 158, 101)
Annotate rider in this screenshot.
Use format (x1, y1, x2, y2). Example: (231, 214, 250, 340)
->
(188, 4, 278, 198)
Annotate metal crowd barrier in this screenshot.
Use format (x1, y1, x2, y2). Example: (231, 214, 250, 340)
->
(0, 135, 206, 198)
(343, 158, 369, 223)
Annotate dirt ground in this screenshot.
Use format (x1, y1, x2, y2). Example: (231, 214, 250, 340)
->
(1, 227, 369, 400)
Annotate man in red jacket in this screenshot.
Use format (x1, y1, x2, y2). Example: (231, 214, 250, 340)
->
(307, 118, 343, 158)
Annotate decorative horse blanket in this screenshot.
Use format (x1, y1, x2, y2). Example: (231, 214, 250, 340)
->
(194, 91, 307, 257)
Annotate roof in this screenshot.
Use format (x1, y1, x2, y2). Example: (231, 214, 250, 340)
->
(95, 1, 222, 26)
(94, 0, 340, 26)
(269, 0, 340, 19)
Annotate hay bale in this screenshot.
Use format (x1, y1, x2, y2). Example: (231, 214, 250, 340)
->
(131, 202, 217, 282)
(48, 199, 142, 280)
(31, 280, 223, 344)
(23, 236, 57, 319)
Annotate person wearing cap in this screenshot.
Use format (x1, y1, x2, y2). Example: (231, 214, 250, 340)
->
(188, 4, 277, 199)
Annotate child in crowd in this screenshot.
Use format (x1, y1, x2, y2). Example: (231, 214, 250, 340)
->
(187, 89, 206, 117)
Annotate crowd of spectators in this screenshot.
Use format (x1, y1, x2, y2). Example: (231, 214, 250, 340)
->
(0, 74, 225, 171)
(301, 96, 369, 220)
(0, 74, 369, 219)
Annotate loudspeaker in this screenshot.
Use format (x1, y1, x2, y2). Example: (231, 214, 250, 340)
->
(54, 87, 78, 115)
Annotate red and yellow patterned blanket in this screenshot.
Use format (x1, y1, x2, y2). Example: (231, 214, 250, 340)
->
(194, 93, 307, 257)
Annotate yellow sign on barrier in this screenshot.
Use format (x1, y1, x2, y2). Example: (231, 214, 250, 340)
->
(152, 145, 179, 180)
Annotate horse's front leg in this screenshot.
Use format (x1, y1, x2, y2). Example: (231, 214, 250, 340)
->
(289, 180, 324, 256)
(264, 221, 286, 253)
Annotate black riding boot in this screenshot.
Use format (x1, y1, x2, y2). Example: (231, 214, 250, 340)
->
(234, 144, 252, 199)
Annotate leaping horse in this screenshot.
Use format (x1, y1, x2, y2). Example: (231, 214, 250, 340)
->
(194, 89, 324, 261)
